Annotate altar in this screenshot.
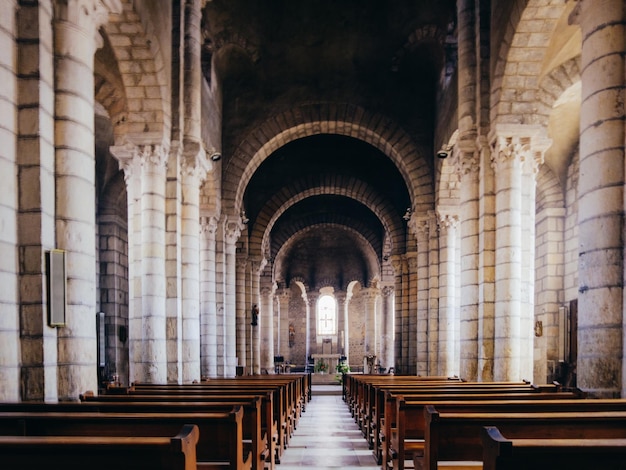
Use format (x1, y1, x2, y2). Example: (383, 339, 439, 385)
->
(311, 353, 341, 374)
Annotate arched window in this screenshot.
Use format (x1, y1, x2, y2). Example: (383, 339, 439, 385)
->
(317, 295, 336, 335)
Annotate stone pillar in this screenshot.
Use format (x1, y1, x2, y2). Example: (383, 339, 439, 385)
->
(260, 284, 275, 373)
(438, 212, 459, 376)
(459, 154, 480, 380)
(405, 253, 418, 375)
(235, 255, 247, 370)
(306, 291, 319, 365)
(223, 219, 241, 377)
(335, 292, 347, 357)
(248, 258, 264, 375)
(427, 211, 441, 376)
(478, 138, 496, 381)
(456, 0, 477, 143)
(408, 216, 431, 376)
(113, 143, 169, 384)
(390, 255, 406, 372)
(200, 216, 218, 378)
(363, 287, 379, 357)
(2, 0, 20, 402)
(381, 286, 395, 371)
(54, 0, 119, 398)
(180, 151, 208, 382)
(14, 0, 57, 402)
(342, 291, 353, 363)
(277, 288, 290, 358)
(490, 134, 525, 381)
(575, 0, 625, 396)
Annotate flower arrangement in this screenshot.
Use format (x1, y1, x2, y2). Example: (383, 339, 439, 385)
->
(314, 359, 328, 373)
(336, 360, 350, 375)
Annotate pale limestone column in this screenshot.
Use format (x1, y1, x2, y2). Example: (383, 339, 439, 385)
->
(247, 258, 264, 374)
(427, 211, 441, 376)
(335, 292, 347, 357)
(390, 255, 406, 372)
(575, 0, 625, 396)
(459, 153, 480, 380)
(165, 145, 182, 384)
(306, 291, 319, 365)
(260, 284, 276, 373)
(276, 288, 290, 358)
(200, 216, 218, 378)
(405, 253, 418, 375)
(534, 207, 565, 383)
(520, 144, 549, 381)
(490, 134, 525, 381)
(407, 216, 431, 376)
(381, 286, 395, 371)
(477, 138, 496, 381)
(223, 219, 241, 377)
(438, 212, 460, 377)
(54, 0, 119, 399)
(180, 150, 209, 382)
(235, 255, 247, 370)
(341, 291, 352, 363)
(214, 221, 226, 377)
(363, 287, 379, 358)
(1, 0, 20, 402)
(113, 143, 169, 384)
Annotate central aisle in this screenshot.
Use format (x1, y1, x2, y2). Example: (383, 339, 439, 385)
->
(278, 386, 381, 469)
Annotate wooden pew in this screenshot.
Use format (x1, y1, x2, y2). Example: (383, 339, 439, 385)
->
(481, 426, 626, 470)
(126, 381, 290, 461)
(126, 376, 306, 462)
(421, 405, 626, 470)
(0, 423, 199, 470)
(374, 383, 572, 468)
(0, 408, 251, 470)
(79, 393, 270, 470)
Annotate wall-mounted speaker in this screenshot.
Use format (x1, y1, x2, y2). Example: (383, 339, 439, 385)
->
(47, 249, 67, 327)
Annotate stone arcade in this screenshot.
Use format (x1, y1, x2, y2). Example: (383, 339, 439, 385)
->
(0, 0, 625, 401)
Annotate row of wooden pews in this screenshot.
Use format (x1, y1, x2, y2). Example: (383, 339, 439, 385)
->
(0, 373, 310, 470)
(344, 373, 626, 470)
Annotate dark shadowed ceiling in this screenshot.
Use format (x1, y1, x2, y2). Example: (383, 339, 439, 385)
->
(202, 0, 457, 290)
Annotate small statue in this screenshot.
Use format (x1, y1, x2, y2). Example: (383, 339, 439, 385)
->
(251, 304, 259, 326)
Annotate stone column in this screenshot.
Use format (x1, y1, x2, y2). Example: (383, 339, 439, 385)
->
(180, 151, 208, 382)
(249, 258, 264, 375)
(427, 211, 441, 376)
(459, 154, 480, 380)
(490, 134, 525, 381)
(390, 255, 406, 372)
(223, 218, 241, 377)
(575, 0, 625, 396)
(2, 0, 20, 402)
(438, 212, 459, 376)
(306, 291, 319, 366)
(408, 216, 431, 376)
(363, 287, 379, 358)
(381, 286, 395, 371)
(260, 284, 275, 373)
(200, 216, 218, 378)
(14, 0, 56, 402)
(53, 0, 120, 398)
(235, 255, 247, 371)
(335, 292, 347, 357)
(276, 288, 290, 358)
(405, 253, 418, 375)
(113, 143, 169, 384)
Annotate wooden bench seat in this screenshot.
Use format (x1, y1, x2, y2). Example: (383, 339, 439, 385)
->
(421, 406, 626, 470)
(0, 423, 199, 470)
(79, 392, 272, 470)
(481, 426, 626, 470)
(377, 387, 582, 468)
(0, 408, 251, 470)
